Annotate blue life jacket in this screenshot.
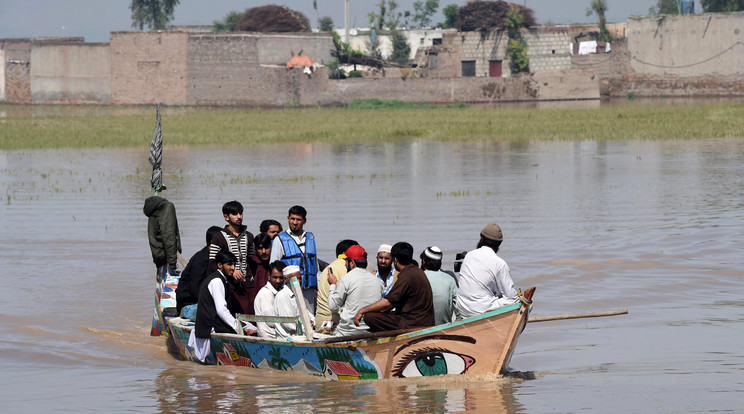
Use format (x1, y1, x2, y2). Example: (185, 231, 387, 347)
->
(278, 231, 318, 289)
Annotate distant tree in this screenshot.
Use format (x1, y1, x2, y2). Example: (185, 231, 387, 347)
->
(236, 5, 311, 32)
(505, 6, 529, 74)
(213, 11, 242, 32)
(130, 0, 180, 30)
(586, 0, 612, 43)
(441, 4, 458, 28)
(318, 16, 334, 32)
(701, 0, 744, 11)
(390, 31, 411, 64)
(412, 0, 440, 27)
(649, 0, 683, 14)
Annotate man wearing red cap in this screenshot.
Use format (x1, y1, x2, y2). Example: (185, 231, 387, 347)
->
(327, 245, 383, 337)
(456, 223, 518, 319)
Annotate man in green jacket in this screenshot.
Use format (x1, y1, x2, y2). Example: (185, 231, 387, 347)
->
(143, 196, 182, 273)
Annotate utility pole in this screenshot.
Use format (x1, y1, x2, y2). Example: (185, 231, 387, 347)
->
(345, 0, 350, 44)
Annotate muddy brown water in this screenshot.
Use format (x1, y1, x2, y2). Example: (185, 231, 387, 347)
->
(1, 138, 743, 412)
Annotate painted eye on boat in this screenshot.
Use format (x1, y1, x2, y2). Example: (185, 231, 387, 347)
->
(395, 348, 475, 378)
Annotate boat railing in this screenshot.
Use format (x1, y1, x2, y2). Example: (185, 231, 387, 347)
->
(236, 314, 302, 337)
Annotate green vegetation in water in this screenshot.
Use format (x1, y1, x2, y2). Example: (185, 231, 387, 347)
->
(1, 102, 743, 150)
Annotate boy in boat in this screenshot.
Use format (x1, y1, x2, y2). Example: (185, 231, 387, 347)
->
(353, 242, 434, 332)
(327, 245, 384, 337)
(225, 233, 272, 316)
(420, 246, 458, 325)
(176, 225, 221, 314)
(455, 223, 518, 319)
(375, 244, 397, 296)
(270, 205, 319, 315)
(189, 250, 257, 363)
(253, 261, 286, 339)
(315, 239, 360, 332)
(259, 219, 283, 239)
(274, 265, 315, 339)
(209, 201, 255, 285)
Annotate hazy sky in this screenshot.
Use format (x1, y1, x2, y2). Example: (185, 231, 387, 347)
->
(0, 1, 694, 42)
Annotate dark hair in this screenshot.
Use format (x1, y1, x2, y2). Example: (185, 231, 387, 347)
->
(288, 205, 307, 218)
(215, 249, 237, 265)
(336, 239, 359, 256)
(269, 261, 286, 274)
(391, 242, 414, 266)
(351, 258, 368, 269)
(254, 233, 272, 249)
(420, 254, 442, 271)
(206, 225, 222, 246)
(259, 219, 282, 233)
(222, 200, 243, 215)
(480, 237, 502, 253)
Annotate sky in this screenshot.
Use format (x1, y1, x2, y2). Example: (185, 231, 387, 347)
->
(0, 0, 697, 43)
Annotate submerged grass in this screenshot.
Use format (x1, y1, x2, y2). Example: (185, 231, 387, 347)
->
(1, 102, 743, 149)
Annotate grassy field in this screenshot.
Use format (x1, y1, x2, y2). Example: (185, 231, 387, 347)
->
(1, 101, 743, 149)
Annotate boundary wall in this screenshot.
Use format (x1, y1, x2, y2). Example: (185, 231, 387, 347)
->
(30, 42, 111, 104)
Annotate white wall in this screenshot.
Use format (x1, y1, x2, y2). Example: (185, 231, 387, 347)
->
(0, 48, 5, 102)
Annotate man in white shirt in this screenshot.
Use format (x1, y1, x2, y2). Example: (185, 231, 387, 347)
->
(327, 245, 383, 337)
(253, 261, 287, 339)
(374, 244, 396, 296)
(420, 246, 458, 325)
(274, 265, 315, 339)
(188, 250, 257, 362)
(455, 223, 519, 319)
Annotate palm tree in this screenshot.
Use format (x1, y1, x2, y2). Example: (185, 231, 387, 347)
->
(586, 0, 612, 43)
(268, 347, 291, 371)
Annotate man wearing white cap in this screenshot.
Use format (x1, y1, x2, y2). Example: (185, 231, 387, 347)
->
(456, 223, 518, 319)
(274, 265, 315, 339)
(420, 246, 458, 325)
(375, 244, 397, 296)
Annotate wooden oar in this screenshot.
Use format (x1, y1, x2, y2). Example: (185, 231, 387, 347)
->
(177, 252, 187, 268)
(288, 274, 315, 341)
(528, 309, 628, 323)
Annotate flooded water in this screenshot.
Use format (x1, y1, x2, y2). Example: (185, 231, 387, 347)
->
(1, 137, 743, 412)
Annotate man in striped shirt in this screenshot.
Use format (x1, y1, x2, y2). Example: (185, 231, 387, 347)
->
(209, 201, 255, 287)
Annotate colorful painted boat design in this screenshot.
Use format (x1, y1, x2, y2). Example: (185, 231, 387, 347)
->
(165, 298, 531, 380)
(151, 266, 179, 336)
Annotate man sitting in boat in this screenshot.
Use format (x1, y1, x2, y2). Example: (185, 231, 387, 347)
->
(327, 245, 384, 337)
(420, 246, 459, 325)
(274, 265, 315, 339)
(315, 239, 360, 332)
(353, 242, 434, 332)
(176, 225, 222, 315)
(375, 244, 397, 296)
(188, 250, 257, 363)
(253, 261, 286, 339)
(455, 223, 518, 319)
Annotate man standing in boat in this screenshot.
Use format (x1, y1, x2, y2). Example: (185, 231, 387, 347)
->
(374, 244, 397, 296)
(327, 245, 383, 337)
(209, 201, 255, 285)
(270, 205, 319, 314)
(143, 195, 182, 274)
(353, 242, 434, 332)
(254, 261, 286, 339)
(455, 223, 518, 319)
(189, 250, 257, 363)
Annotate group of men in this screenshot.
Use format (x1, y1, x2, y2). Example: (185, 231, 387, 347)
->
(147, 198, 519, 361)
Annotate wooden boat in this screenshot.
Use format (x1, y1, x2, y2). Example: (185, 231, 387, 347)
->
(156, 269, 535, 380)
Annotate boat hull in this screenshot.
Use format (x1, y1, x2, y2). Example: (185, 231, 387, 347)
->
(166, 301, 529, 380)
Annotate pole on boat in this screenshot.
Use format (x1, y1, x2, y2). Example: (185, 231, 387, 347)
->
(528, 309, 628, 323)
(288, 274, 315, 341)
